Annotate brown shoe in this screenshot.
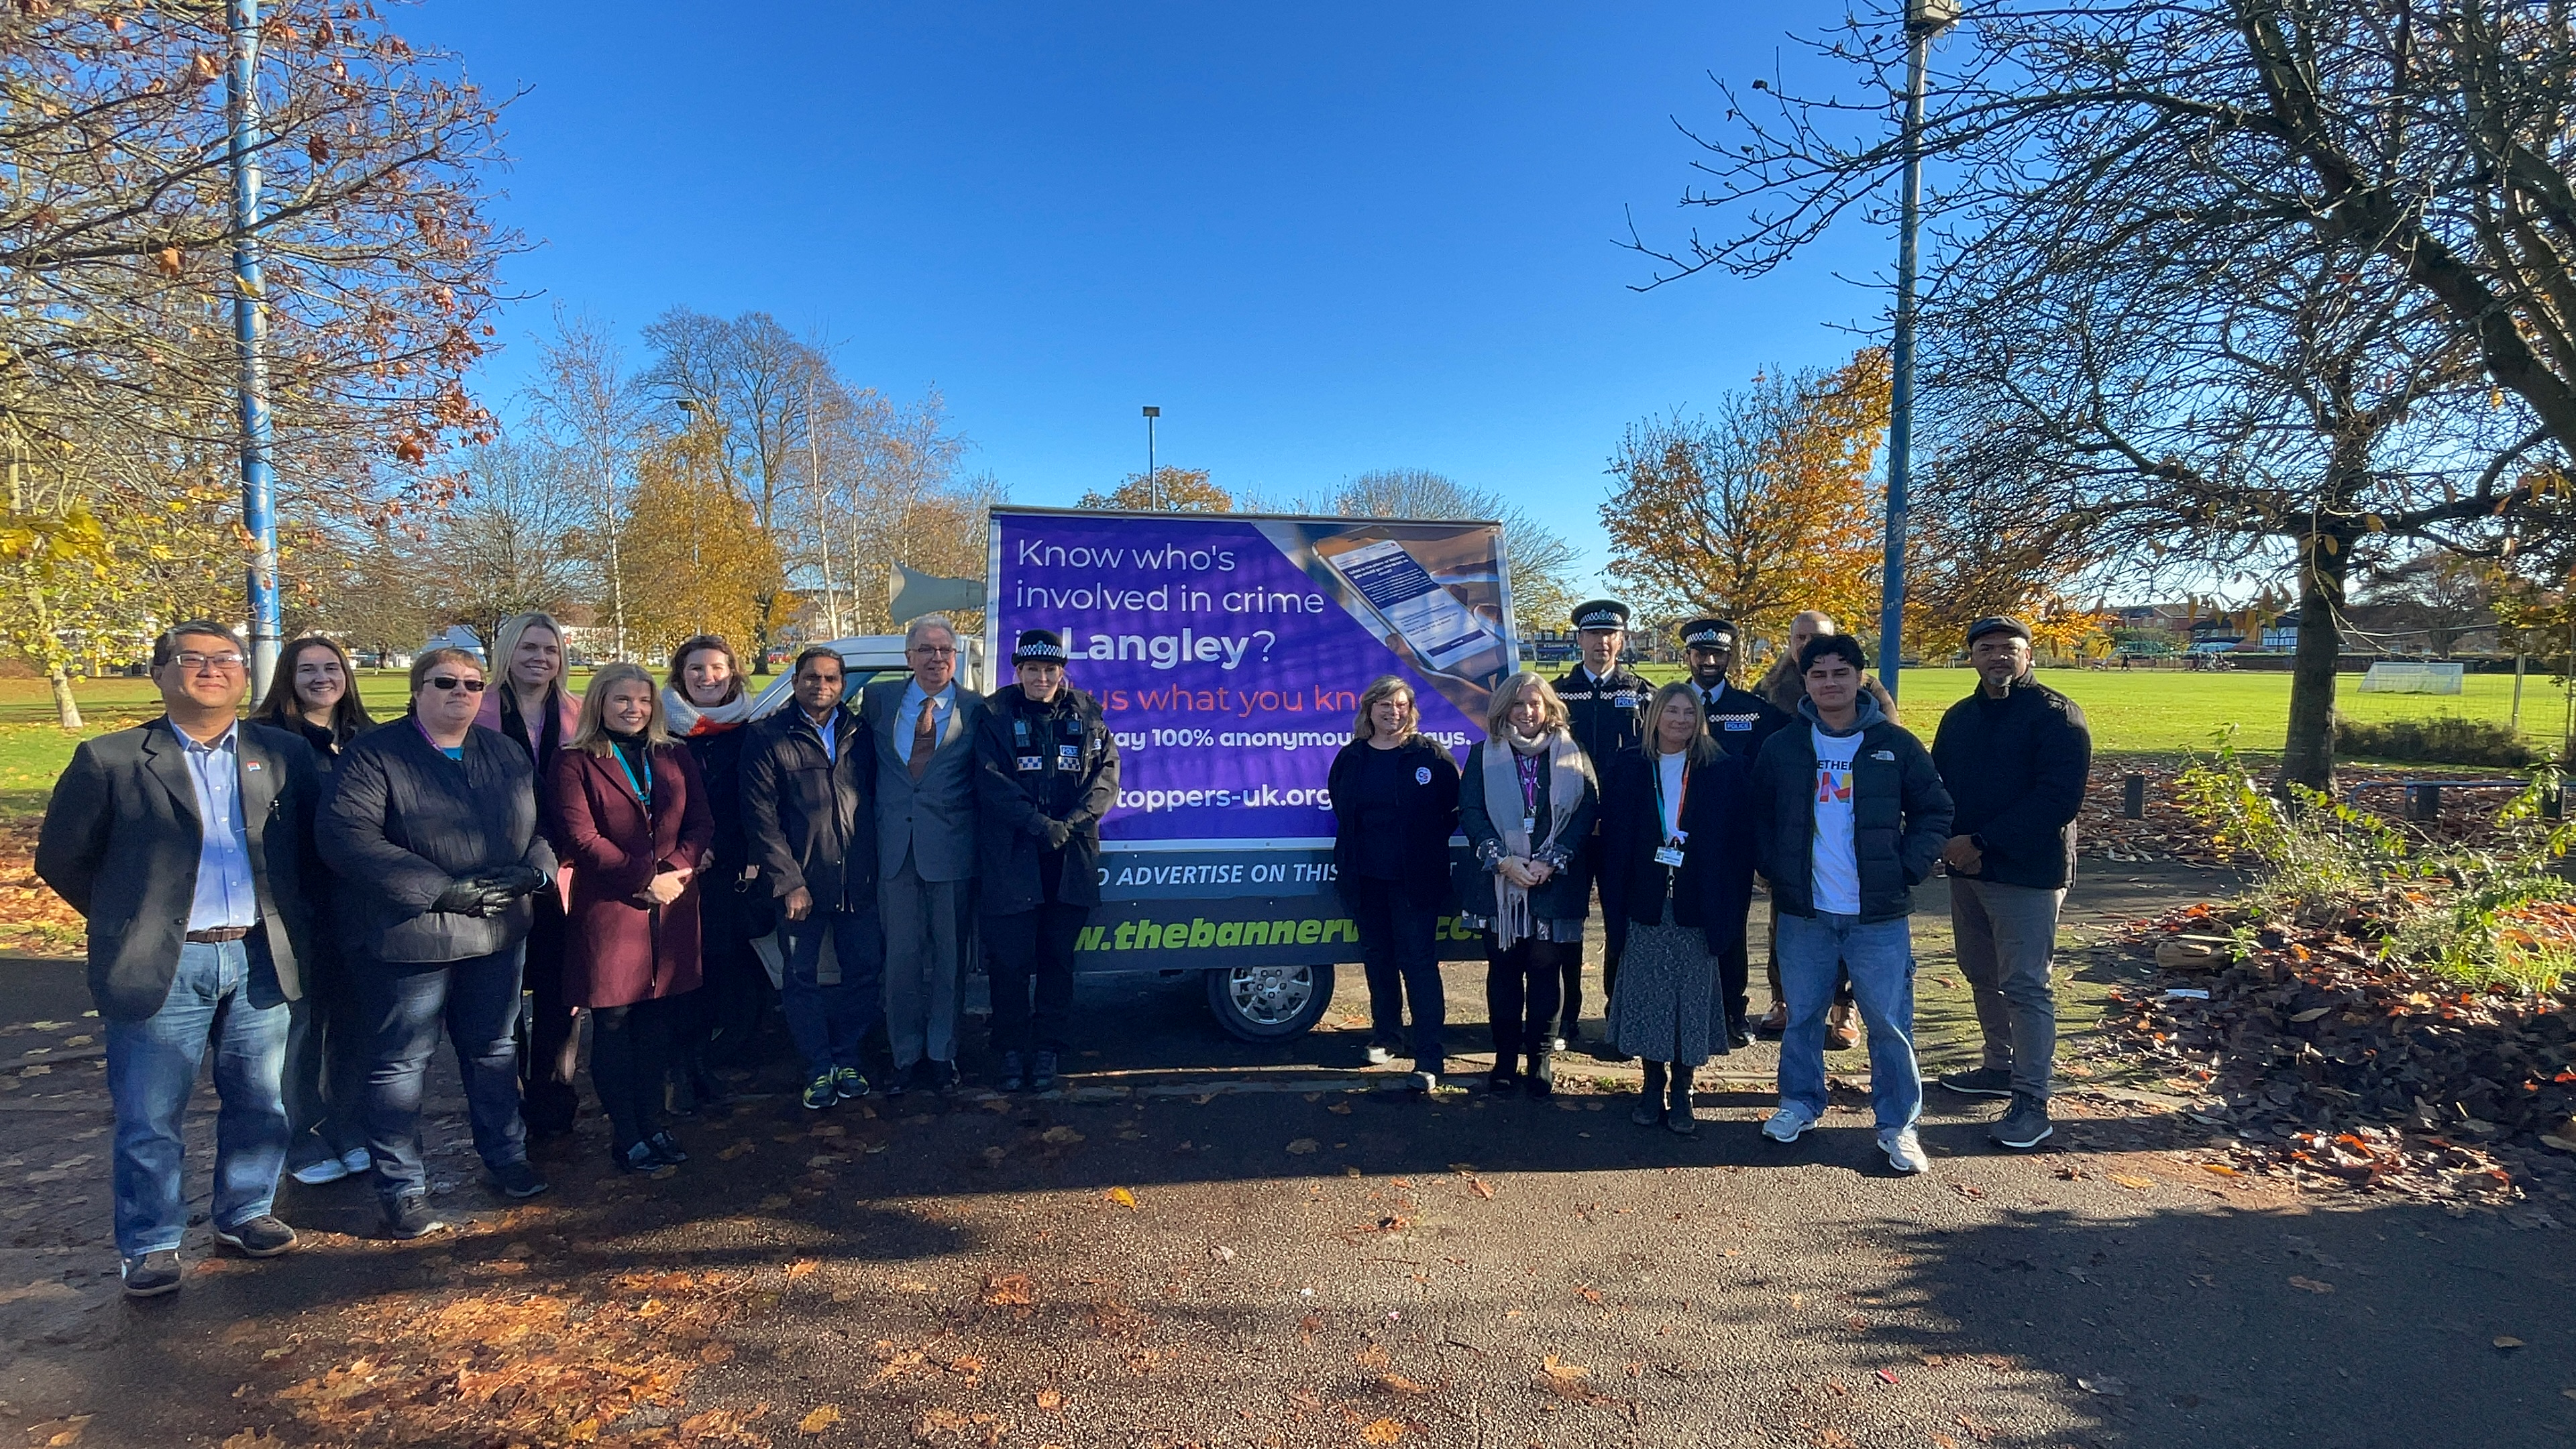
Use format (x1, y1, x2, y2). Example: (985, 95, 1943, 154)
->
(1756, 1003, 1788, 1036)
(1825, 1001, 1860, 1051)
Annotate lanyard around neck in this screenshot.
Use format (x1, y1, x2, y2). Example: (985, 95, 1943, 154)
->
(1651, 751, 1689, 843)
(609, 743, 653, 805)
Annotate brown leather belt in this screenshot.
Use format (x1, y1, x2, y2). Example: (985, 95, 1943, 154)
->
(185, 927, 252, 944)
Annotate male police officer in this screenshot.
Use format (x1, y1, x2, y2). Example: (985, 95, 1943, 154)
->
(1550, 598, 1650, 1057)
(1678, 617, 1789, 1044)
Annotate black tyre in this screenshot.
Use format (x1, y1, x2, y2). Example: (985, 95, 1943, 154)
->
(1204, 963, 1334, 1042)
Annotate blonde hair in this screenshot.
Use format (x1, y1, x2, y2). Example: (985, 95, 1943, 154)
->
(1485, 671, 1568, 738)
(570, 662, 672, 755)
(1352, 676, 1419, 744)
(494, 612, 568, 686)
(1644, 680, 1719, 767)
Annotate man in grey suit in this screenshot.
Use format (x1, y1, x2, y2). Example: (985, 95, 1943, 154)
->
(860, 613, 984, 1093)
(36, 622, 321, 1298)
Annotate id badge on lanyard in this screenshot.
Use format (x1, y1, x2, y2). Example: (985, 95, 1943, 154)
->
(1652, 757, 1688, 868)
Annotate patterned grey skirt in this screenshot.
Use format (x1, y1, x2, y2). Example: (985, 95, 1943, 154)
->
(1605, 899, 1727, 1067)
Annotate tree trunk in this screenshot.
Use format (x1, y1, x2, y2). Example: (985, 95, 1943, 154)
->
(47, 663, 81, 731)
(2282, 528, 2350, 793)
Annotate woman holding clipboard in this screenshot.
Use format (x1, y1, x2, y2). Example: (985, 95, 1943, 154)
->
(1597, 680, 1755, 1135)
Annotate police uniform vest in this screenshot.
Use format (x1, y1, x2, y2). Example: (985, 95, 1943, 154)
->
(1552, 663, 1651, 771)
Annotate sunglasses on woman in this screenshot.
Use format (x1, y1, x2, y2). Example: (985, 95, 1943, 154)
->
(427, 676, 487, 693)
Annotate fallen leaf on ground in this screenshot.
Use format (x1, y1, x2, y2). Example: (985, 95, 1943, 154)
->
(982, 1273, 1036, 1306)
(2288, 1276, 2336, 1294)
(2078, 1376, 2127, 1396)
(1931, 1435, 1959, 1449)
(1468, 1178, 1496, 1200)
(1378, 1373, 1432, 1397)
(2200, 1163, 2239, 1178)
(1104, 1187, 1138, 1209)
(1042, 1126, 1083, 1144)
(1359, 1419, 1408, 1444)
(799, 1404, 843, 1434)
(2108, 1173, 2155, 1189)
(1035, 1388, 1066, 1410)
(1815, 1430, 1859, 1449)
(33, 1417, 93, 1446)
(1356, 1344, 1392, 1371)
(788, 1258, 819, 1279)
(1328, 1102, 1353, 1114)
(1286, 1138, 1320, 1155)
(2495, 1336, 2526, 1350)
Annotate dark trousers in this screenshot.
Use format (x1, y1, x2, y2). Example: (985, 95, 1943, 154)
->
(692, 920, 771, 1070)
(362, 947, 529, 1204)
(781, 906, 885, 1077)
(1559, 922, 1621, 1040)
(1717, 934, 1751, 1029)
(517, 894, 580, 1134)
(1486, 936, 1569, 1063)
(588, 996, 675, 1152)
(282, 953, 368, 1167)
(987, 902, 1085, 1057)
(1344, 874, 1444, 1072)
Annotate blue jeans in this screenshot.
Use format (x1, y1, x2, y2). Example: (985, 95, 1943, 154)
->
(104, 938, 291, 1260)
(360, 947, 529, 1203)
(782, 907, 885, 1077)
(1776, 911, 1922, 1131)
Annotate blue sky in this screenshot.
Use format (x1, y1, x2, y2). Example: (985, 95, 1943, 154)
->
(409, 2, 1896, 598)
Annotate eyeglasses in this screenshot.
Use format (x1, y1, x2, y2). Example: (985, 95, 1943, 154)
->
(908, 646, 958, 659)
(174, 651, 246, 672)
(426, 676, 488, 693)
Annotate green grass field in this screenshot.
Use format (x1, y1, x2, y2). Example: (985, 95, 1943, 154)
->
(1, 665, 2564, 822)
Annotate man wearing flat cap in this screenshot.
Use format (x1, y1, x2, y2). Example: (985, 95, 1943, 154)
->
(973, 629, 1119, 1095)
(1678, 616, 1788, 1044)
(1929, 615, 2091, 1151)
(1551, 598, 1650, 1057)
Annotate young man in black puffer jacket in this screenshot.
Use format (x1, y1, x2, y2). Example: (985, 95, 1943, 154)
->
(1750, 633, 1953, 1175)
(1929, 616, 2091, 1152)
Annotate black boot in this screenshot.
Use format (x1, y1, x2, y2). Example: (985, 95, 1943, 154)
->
(1633, 1061, 1667, 1126)
(998, 1051, 1026, 1092)
(1526, 1049, 1555, 1097)
(1666, 1065, 1699, 1136)
(1488, 1050, 1519, 1093)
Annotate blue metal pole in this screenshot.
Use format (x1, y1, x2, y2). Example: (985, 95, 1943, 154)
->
(229, 0, 280, 702)
(1878, 23, 1930, 708)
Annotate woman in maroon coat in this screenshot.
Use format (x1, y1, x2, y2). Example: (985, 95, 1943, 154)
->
(553, 663, 715, 1173)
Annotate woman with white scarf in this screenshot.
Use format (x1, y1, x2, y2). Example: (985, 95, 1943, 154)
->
(1458, 673, 1596, 1097)
(661, 635, 769, 1109)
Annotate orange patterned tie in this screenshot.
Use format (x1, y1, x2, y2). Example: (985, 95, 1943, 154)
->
(908, 697, 936, 782)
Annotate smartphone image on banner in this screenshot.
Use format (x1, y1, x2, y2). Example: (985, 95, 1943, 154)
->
(1316, 535, 1509, 675)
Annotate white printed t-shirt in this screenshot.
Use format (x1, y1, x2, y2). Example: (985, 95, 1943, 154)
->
(1809, 724, 1862, 915)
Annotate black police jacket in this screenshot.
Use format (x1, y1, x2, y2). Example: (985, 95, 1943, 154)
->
(972, 685, 1120, 916)
(1552, 663, 1651, 773)
(1694, 680, 1790, 763)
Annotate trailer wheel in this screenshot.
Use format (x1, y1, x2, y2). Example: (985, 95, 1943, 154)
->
(1205, 963, 1333, 1041)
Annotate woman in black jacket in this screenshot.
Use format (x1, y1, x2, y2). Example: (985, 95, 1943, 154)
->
(253, 636, 376, 1185)
(973, 629, 1119, 1093)
(1327, 676, 1460, 1091)
(320, 647, 557, 1238)
(1458, 672, 1594, 1097)
(661, 635, 769, 1102)
(1597, 681, 1754, 1135)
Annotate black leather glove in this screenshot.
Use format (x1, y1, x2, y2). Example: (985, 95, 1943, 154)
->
(472, 864, 548, 898)
(1041, 818, 1074, 851)
(431, 879, 491, 917)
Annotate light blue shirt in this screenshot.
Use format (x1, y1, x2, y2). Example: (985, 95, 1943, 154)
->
(893, 680, 957, 765)
(180, 722, 259, 931)
(801, 706, 841, 763)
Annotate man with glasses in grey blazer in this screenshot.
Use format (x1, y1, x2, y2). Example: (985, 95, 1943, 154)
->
(860, 614, 986, 1094)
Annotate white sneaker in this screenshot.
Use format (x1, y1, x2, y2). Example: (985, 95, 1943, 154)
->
(1364, 1045, 1394, 1067)
(1880, 1126, 1931, 1175)
(1761, 1102, 1818, 1143)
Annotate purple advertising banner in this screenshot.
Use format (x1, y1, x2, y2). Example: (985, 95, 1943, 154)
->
(987, 508, 1515, 847)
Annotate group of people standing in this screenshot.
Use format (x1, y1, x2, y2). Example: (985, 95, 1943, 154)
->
(36, 611, 1113, 1297)
(1325, 600, 2091, 1176)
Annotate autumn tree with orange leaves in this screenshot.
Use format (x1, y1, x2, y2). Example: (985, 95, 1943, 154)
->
(0, 1, 517, 723)
(1603, 352, 1889, 654)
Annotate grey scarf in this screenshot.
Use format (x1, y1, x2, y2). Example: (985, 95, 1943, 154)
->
(1480, 729, 1592, 951)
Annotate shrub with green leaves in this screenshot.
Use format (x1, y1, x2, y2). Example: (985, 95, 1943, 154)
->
(2175, 727, 2576, 992)
(2332, 712, 2536, 768)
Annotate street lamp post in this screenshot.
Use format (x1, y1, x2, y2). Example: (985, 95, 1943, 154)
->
(1876, 0, 1957, 708)
(1142, 405, 1161, 510)
(228, 0, 281, 703)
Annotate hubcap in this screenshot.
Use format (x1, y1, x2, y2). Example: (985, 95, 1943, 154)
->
(1223, 965, 1316, 1027)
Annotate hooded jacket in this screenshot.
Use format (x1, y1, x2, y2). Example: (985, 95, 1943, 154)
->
(972, 684, 1120, 916)
(1749, 690, 1953, 924)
